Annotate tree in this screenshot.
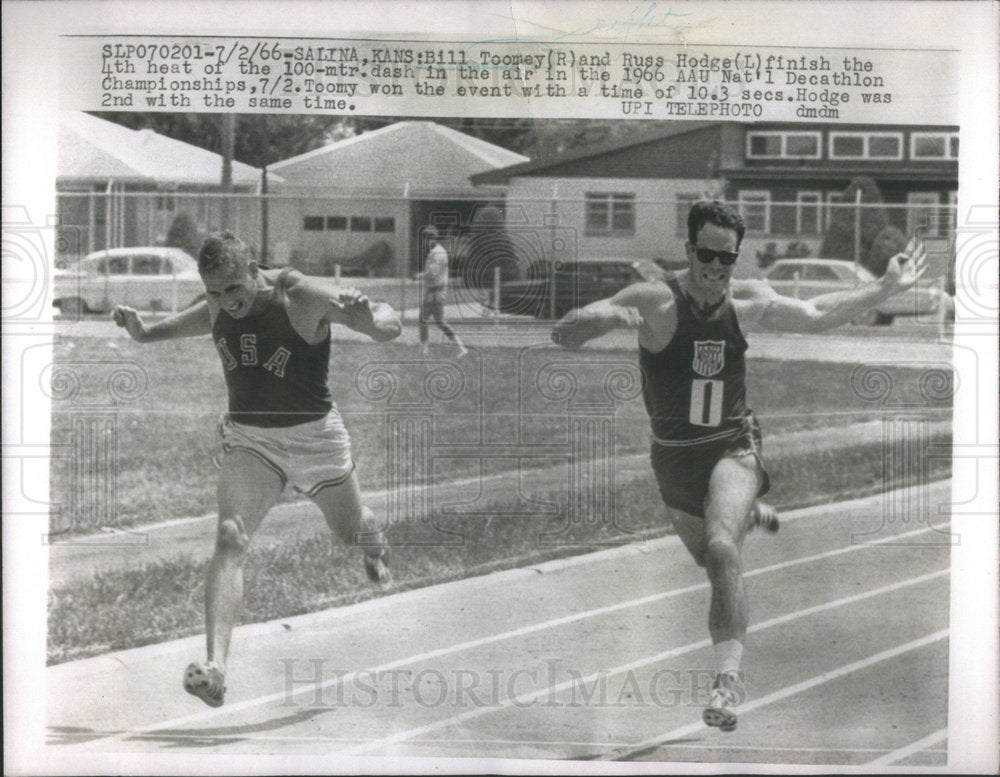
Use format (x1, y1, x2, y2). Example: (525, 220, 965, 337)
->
(819, 177, 891, 273)
(165, 211, 204, 257)
(866, 225, 908, 277)
(90, 112, 366, 169)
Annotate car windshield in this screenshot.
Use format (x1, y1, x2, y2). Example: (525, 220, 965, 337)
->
(802, 265, 842, 281)
(131, 255, 163, 275)
(767, 264, 802, 281)
(558, 262, 640, 282)
(92, 256, 128, 274)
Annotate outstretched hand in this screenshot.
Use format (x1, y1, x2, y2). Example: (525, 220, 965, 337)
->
(112, 305, 147, 342)
(881, 236, 927, 295)
(616, 305, 644, 329)
(331, 288, 375, 327)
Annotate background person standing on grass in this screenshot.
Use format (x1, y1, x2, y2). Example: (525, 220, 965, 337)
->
(112, 231, 401, 708)
(414, 225, 468, 358)
(551, 200, 925, 733)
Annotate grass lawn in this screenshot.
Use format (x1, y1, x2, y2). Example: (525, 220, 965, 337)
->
(47, 432, 952, 664)
(48, 336, 952, 534)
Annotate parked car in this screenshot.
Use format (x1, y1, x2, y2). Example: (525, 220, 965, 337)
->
(762, 258, 942, 325)
(489, 257, 668, 319)
(53, 247, 205, 315)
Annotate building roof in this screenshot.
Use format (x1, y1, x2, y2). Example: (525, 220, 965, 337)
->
(269, 121, 529, 196)
(471, 122, 718, 184)
(720, 165, 958, 185)
(472, 121, 960, 186)
(58, 111, 278, 189)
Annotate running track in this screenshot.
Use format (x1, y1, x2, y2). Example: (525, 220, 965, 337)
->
(46, 481, 954, 769)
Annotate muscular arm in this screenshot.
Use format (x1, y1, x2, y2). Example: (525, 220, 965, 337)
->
(329, 292, 403, 342)
(551, 283, 667, 350)
(112, 301, 211, 343)
(755, 245, 926, 333)
(283, 271, 402, 343)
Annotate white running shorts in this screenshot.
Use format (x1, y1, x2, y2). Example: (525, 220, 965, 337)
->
(217, 408, 355, 496)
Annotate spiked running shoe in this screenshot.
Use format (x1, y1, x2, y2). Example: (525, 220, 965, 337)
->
(183, 661, 226, 707)
(703, 673, 740, 732)
(752, 500, 779, 534)
(364, 546, 391, 584)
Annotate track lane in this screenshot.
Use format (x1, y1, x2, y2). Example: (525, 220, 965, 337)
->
(48, 482, 952, 766)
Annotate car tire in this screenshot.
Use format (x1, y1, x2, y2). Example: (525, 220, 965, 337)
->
(57, 297, 88, 316)
(874, 312, 895, 326)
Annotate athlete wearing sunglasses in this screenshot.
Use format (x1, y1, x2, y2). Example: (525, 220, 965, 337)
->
(553, 199, 926, 734)
(694, 247, 740, 266)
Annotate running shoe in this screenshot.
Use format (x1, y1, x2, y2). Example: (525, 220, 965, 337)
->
(703, 672, 740, 732)
(751, 501, 779, 534)
(183, 661, 226, 707)
(364, 545, 391, 584)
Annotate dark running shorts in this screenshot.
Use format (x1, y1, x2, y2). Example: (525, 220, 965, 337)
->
(649, 412, 770, 519)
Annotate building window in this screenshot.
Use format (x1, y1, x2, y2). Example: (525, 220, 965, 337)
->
(868, 135, 900, 158)
(374, 217, 396, 233)
(746, 131, 821, 159)
(675, 194, 701, 237)
(825, 192, 846, 230)
(907, 192, 941, 236)
(303, 216, 324, 231)
(350, 216, 373, 232)
(738, 191, 770, 233)
(326, 216, 347, 230)
(585, 193, 635, 236)
(910, 132, 960, 160)
(156, 193, 176, 212)
(796, 192, 823, 234)
(829, 132, 903, 160)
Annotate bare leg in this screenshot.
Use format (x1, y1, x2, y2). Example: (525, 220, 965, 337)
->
(700, 453, 763, 731)
(206, 451, 282, 667)
(703, 455, 761, 646)
(310, 470, 390, 583)
(419, 297, 431, 351)
(184, 449, 282, 706)
(431, 301, 466, 356)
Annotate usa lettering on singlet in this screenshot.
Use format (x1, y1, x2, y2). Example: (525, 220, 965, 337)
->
(640, 276, 750, 442)
(212, 277, 332, 428)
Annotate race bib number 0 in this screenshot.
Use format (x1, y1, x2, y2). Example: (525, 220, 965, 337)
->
(690, 379, 724, 427)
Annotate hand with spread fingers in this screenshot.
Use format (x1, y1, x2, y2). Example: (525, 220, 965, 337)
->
(333, 288, 375, 327)
(616, 305, 645, 329)
(881, 235, 928, 296)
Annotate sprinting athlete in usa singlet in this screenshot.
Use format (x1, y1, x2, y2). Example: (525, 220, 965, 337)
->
(641, 277, 768, 518)
(552, 200, 923, 733)
(212, 269, 332, 428)
(114, 232, 402, 708)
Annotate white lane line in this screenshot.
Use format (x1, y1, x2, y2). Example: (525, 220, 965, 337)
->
(333, 569, 949, 756)
(50, 487, 951, 671)
(863, 728, 948, 766)
(90, 731, 939, 758)
(55, 464, 949, 544)
(74, 521, 949, 743)
(87, 521, 948, 743)
(602, 630, 949, 762)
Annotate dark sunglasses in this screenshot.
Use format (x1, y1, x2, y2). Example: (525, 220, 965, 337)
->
(694, 247, 739, 266)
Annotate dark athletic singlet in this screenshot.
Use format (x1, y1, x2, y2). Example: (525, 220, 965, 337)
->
(211, 272, 332, 428)
(639, 276, 750, 442)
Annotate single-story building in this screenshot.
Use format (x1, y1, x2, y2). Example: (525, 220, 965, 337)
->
(471, 122, 958, 278)
(57, 111, 277, 256)
(268, 121, 528, 276)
